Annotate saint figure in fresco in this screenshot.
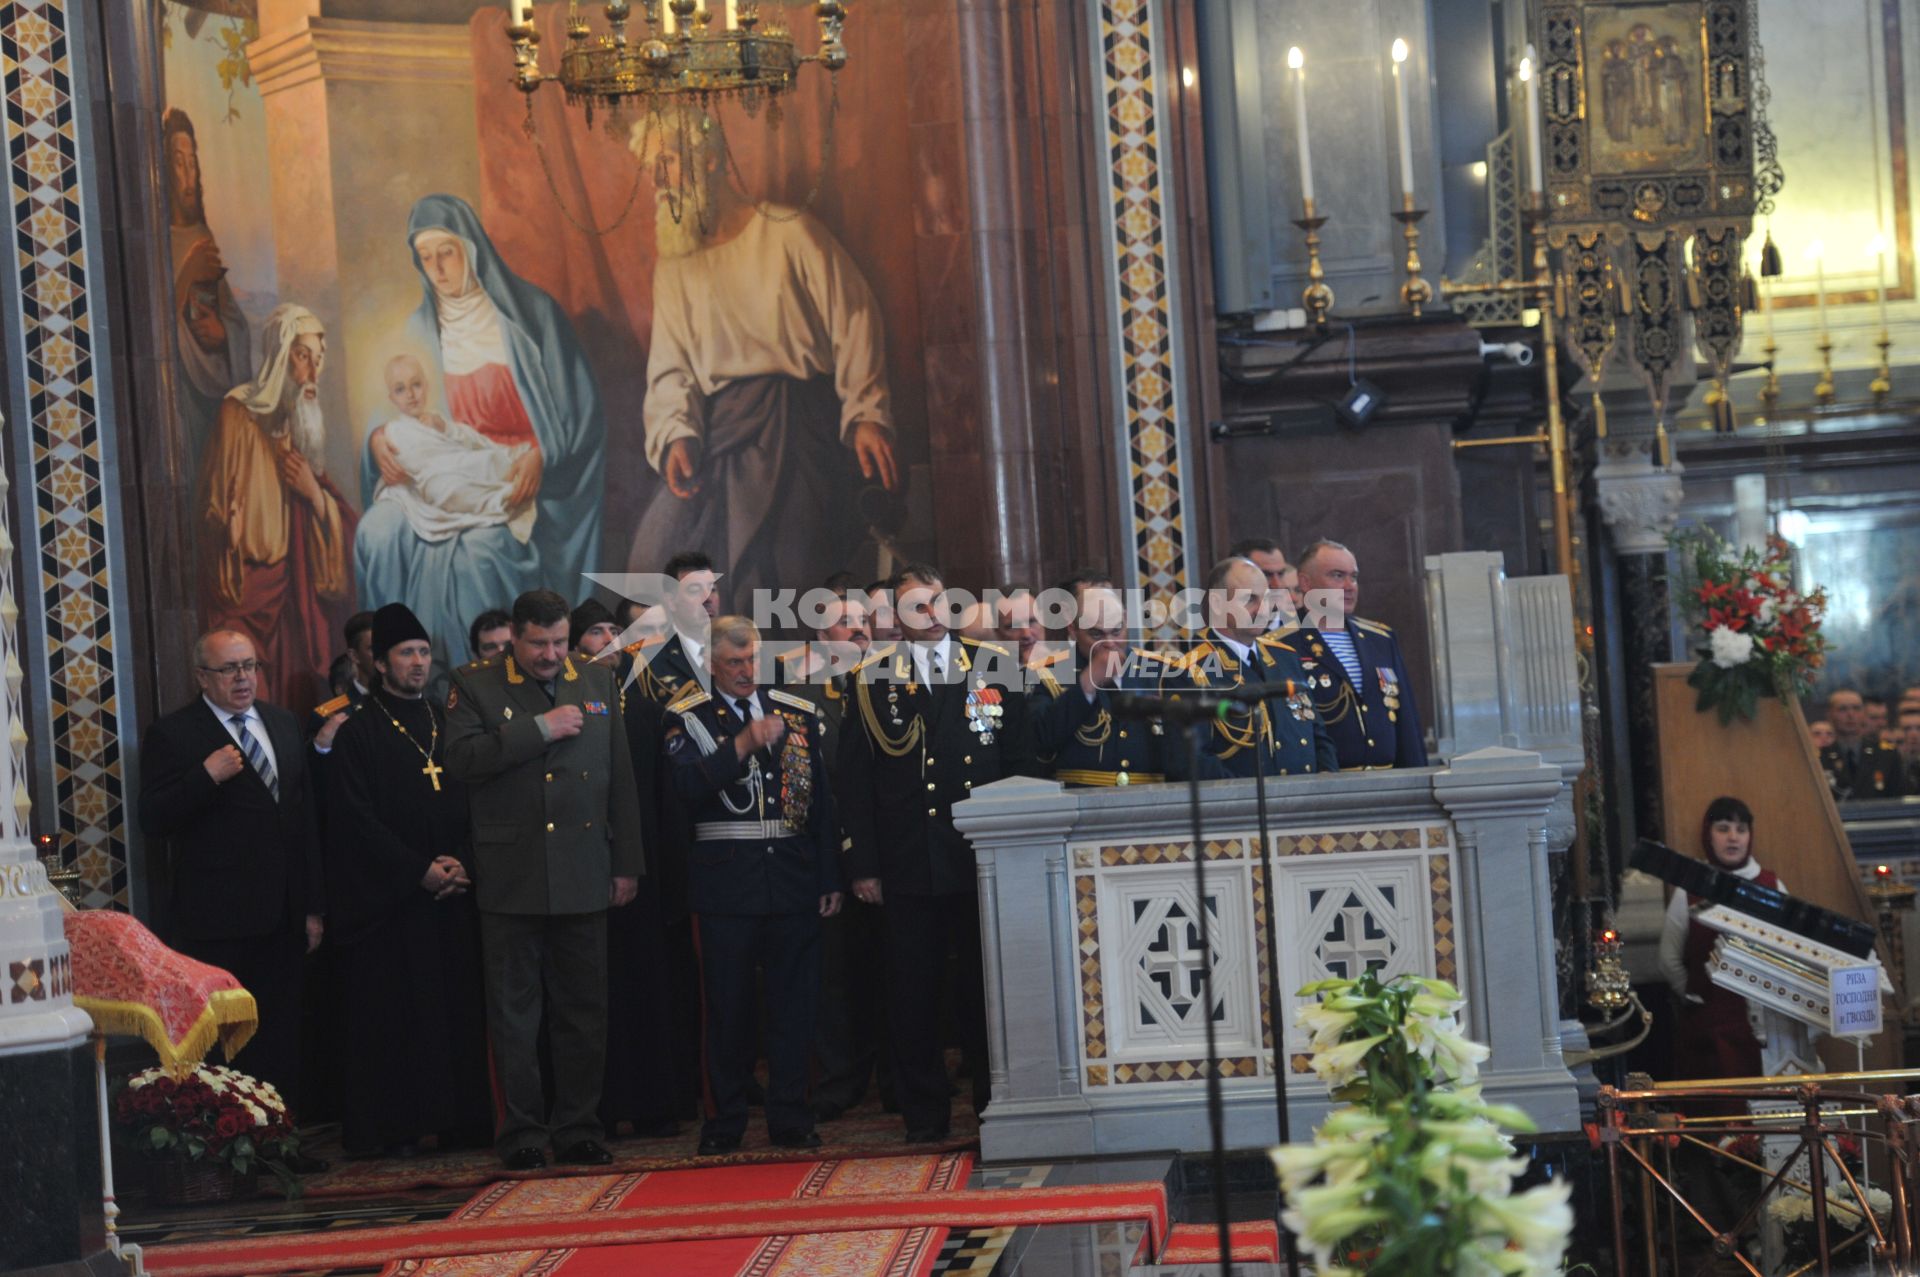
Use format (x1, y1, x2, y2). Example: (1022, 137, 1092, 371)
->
(361, 194, 605, 648)
(165, 108, 252, 462)
(198, 303, 357, 716)
(625, 111, 900, 609)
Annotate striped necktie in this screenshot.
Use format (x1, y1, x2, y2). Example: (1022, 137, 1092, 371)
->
(229, 713, 279, 801)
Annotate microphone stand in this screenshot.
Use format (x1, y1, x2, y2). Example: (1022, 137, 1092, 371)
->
(1183, 715, 1237, 1277)
(1247, 697, 1303, 1277)
(1111, 682, 1307, 1277)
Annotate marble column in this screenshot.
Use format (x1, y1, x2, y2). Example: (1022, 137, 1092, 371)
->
(953, 0, 1056, 590)
(1594, 443, 1685, 854)
(0, 410, 110, 1274)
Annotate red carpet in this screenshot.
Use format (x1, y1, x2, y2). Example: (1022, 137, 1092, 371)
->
(293, 1107, 977, 1199)
(139, 1157, 1176, 1277)
(1155, 1220, 1281, 1265)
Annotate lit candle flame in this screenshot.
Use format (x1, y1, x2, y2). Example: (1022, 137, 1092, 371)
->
(1391, 38, 1408, 64)
(1287, 46, 1304, 71)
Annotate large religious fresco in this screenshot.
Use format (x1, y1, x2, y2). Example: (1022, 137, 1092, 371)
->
(159, 0, 930, 712)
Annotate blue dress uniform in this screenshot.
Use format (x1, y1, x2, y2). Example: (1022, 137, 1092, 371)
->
(635, 631, 705, 705)
(1291, 618, 1429, 770)
(1164, 630, 1339, 778)
(837, 636, 1036, 1137)
(664, 682, 840, 1149)
(1031, 650, 1179, 787)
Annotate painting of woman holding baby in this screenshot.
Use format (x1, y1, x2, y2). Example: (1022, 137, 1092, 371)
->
(354, 194, 606, 660)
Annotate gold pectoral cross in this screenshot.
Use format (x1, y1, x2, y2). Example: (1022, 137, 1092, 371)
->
(422, 757, 444, 792)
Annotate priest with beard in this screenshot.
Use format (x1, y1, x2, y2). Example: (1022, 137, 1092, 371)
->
(198, 302, 356, 716)
(324, 602, 490, 1157)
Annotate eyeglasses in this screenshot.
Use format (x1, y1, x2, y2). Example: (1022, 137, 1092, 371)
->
(198, 660, 266, 678)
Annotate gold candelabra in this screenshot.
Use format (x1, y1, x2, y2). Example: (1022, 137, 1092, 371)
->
(1292, 199, 1334, 329)
(1814, 332, 1837, 405)
(507, 0, 848, 114)
(1392, 194, 1432, 318)
(1759, 330, 1781, 418)
(1873, 331, 1894, 402)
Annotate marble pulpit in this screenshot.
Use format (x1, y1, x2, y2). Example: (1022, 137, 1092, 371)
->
(953, 553, 1586, 1162)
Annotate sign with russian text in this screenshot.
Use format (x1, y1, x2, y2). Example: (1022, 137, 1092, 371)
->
(1830, 966, 1883, 1038)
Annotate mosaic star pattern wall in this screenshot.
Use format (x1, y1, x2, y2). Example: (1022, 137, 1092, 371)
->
(0, 0, 128, 908)
(1095, 0, 1193, 623)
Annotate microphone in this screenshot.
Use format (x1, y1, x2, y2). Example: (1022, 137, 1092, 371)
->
(1107, 681, 1295, 723)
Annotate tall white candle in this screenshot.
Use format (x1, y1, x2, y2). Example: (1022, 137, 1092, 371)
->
(1762, 273, 1775, 346)
(725, 0, 738, 28)
(662, 2, 676, 33)
(512, 0, 535, 25)
(1391, 39, 1414, 198)
(1288, 47, 1314, 207)
(1811, 241, 1829, 331)
(1520, 47, 1544, 195)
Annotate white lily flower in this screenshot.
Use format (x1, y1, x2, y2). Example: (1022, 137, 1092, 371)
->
(1312, 1034, 1388, 1089)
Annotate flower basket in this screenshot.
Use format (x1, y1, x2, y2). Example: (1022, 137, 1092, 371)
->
(143, 1156, 259, 1207)
(111, 1063, 303, 1200)
(1672, 530, 1828, 724)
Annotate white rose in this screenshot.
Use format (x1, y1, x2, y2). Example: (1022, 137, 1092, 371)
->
(1709, 626, 1755, 669)
(1755, 597, 1778, 625)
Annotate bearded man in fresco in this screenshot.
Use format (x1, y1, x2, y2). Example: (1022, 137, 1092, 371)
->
(198, 303, 356, 715)
(625, 110, 901, 610)
(165, 107, 251, 462)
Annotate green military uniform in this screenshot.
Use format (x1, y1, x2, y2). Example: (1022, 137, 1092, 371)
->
(443, 653, 645, 1161)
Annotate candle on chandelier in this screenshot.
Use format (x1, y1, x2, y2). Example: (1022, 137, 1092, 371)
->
(1519, 47, 1544, 195)
(1872, 233, 1892, 331)
(1391, 38, 1415, 198)
(1288, 46, 1314, 207)
(1811, 240, 1829, 331)
(725, 0, 738, 27)
(512, 0, 535, 26)
(662, 3, 676, 33)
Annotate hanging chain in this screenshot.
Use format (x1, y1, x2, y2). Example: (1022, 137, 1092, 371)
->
(1749, 0, 1784, 217)
(524, 95, 649, 238)
(715, 75, 841, 223)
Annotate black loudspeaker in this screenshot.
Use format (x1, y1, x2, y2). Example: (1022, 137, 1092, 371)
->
(1335, 378, 1386, 428)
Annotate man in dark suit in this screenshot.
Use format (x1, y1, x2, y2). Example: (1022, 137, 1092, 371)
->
(138, 630, 325, 1129)
(1290, 540, 1428, 770)
(1168, 557, 1338, 779)
(634, 550, 719, 705)
(781, 590, 894, 1121)
(665, 617, 841, 1155)
(443, 589, 645, 1170)
(838, 562, 1037, 1142)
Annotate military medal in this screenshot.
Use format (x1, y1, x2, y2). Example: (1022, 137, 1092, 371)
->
(778, 713, 813, 833)
(967, 683, 1000, 745)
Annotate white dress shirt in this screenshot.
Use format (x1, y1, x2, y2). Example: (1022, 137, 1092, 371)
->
(207, 697, 280, 780)
(909, 635, 954, 687)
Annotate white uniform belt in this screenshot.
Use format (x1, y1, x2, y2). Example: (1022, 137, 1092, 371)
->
(694, 819, 795, 842)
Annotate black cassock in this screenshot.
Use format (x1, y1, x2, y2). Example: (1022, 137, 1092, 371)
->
(325, 689, 491, 1154)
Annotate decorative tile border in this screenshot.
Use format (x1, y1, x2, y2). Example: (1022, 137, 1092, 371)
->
(1111, 1056, 1259, 1085)
(1092, 0, 1193, 631)
(1075, 873, 1107, 1062)
(1273, 827, 1426, 857)
(0, 0, 128, 908)
(1430, 853, 1457, 984)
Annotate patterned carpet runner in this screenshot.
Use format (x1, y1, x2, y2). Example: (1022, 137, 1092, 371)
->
(137, 1155, 1184, 1277)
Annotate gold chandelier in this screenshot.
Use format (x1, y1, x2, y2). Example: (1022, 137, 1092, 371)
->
(507, 0, 849, 118)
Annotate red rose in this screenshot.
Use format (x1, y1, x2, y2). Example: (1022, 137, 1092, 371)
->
(215, 1111, 246, 1139)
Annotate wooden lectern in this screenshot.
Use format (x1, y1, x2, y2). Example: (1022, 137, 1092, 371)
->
(1652, 661, 1900, 1068)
